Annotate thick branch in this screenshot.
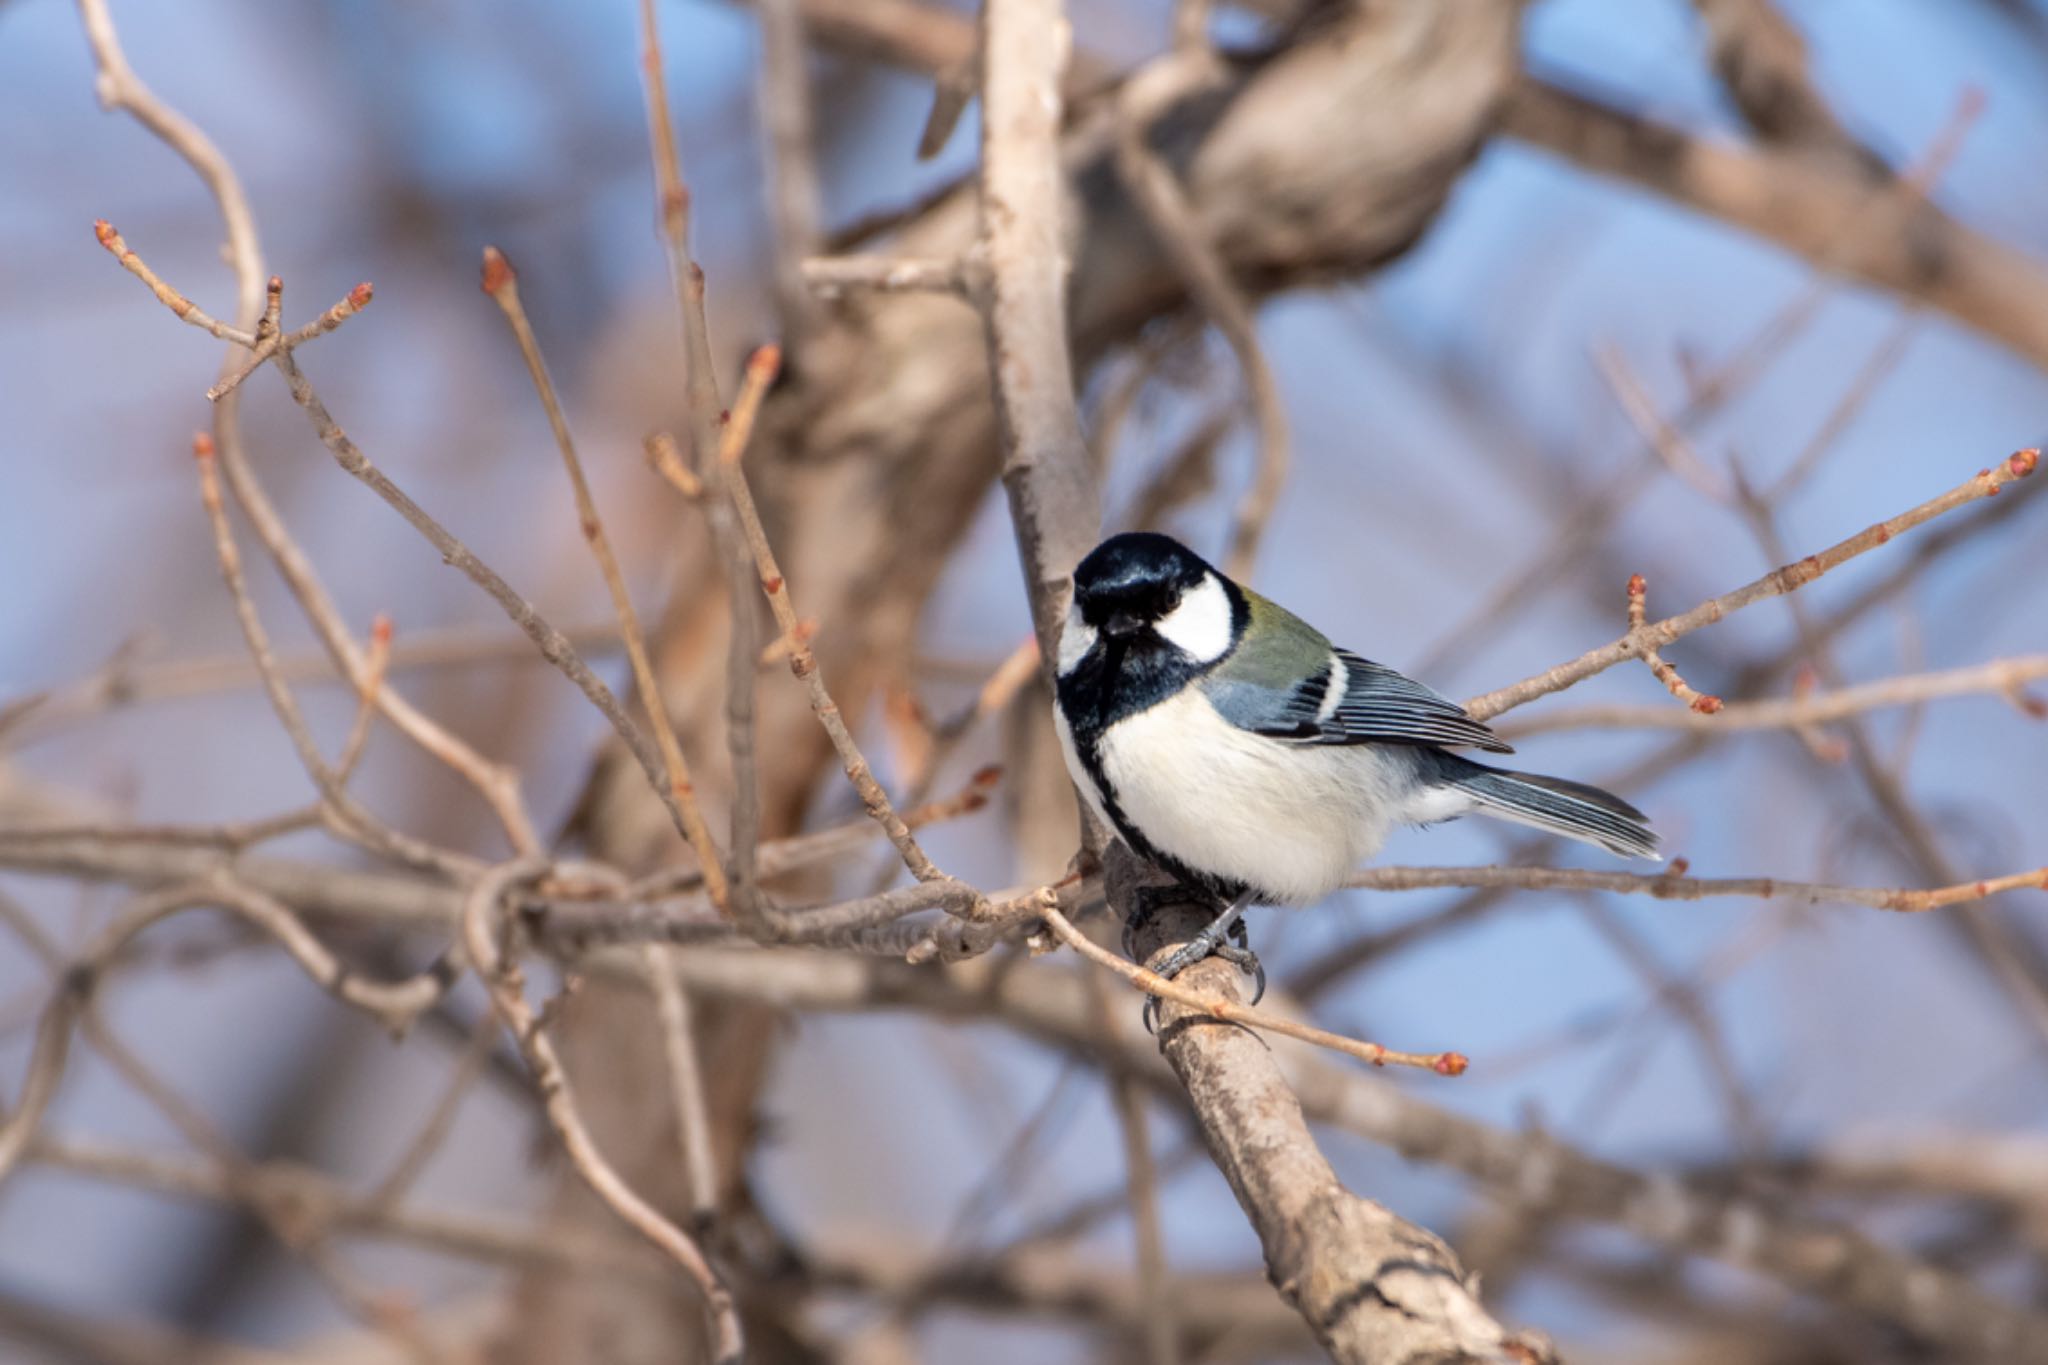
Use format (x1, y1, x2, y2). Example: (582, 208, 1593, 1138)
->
(1503, 77, 2048, 369)
(974, 1, 1533, 1356)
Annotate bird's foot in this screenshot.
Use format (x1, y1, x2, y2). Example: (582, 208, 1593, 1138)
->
(1137, 893, 1260, 1033)
(1211, 940, 1266, 1007)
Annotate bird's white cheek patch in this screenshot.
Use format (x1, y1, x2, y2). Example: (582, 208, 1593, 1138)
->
(1154, 573, 1233, 664)
(1056, 601, 1097, 677)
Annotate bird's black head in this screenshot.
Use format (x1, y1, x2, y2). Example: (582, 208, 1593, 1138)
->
(1057, 532, 1244, 781)
(1072, 532, 1215, 640)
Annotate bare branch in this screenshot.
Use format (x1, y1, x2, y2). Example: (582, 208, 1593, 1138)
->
(1038, 900, 1466, 1074)
(1112, 53, 1289, 580)
(1499, 655, 2048, 737)
(800, 253, 980, 297)
(1345, 861, 2048, 913)
(1084, 971, 1177, 1365)
(1626, 573, 1724, 714)
(756, 0, 827, 340)
(719, 347, 972, 896)
(1466, 449, 2040, 720)
(460, 861, 743, 1364)
(483, 246, 732, 915)
(1503, 77, 2048, 367)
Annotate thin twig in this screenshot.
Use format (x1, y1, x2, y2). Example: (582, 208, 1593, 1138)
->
(267, 345, 692, 855)
(1626, 573, 1723, 713)
(1345, 861, 2048, 912)
(643, 431, 704, 499)
(641, 947, 720, 1227)
(1465, 449, 2040, 720)
(29, 1132, 656, 1278)
(334, 613, 393, 782)
(756, 0, 827, 341)
(365, 1008, 502, 1212)
(92, 220, 252, 344)
(460, 860, 742, 1365)
(483, 245, 732, 917)
(0, 897, 451, 1360)
(95, 233, 543, 857)
(208, 281, 375, 400)
(192, 432, 467, 879)
(636, 0, 725, 499)
(719, 346, 970, 896)
(1499, 654, 2048, 737)
(1036, 901, 1467, 1075)
(1113, 53, 1287, 581)
(1085, 971, 1177, 1365)
(0, 872, 465, 1188)
(800, 253, 979, 297)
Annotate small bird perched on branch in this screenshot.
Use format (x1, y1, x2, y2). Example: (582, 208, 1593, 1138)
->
(1054, 531, 1657, 996)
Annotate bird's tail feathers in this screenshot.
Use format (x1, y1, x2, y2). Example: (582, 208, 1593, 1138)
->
(1449, 761, 1660, 861)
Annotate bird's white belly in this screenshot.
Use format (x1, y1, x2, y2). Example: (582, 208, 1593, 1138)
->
(1088, 689, 1411, 905)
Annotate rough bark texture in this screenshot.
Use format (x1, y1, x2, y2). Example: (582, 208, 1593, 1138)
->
(1116, 851, 1554, 1365)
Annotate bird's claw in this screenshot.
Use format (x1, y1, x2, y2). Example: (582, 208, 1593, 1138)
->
(1138, 921, 1264, 1033)
(1211, 941, 1266, 1006)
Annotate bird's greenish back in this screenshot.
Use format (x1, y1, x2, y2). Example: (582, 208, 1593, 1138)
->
(1211, 588, 1330, 687)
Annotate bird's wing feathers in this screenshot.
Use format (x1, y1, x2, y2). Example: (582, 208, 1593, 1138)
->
(1318, 650, 1513, 752)
(1204, 634, 1513, 754)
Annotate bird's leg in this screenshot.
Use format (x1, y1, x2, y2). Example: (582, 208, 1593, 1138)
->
(1139, 891, 1260, 1030)
(1209, 914, 1266, 1006)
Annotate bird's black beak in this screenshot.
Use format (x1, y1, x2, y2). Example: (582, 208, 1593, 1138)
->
(1102, 611, 1143, 639)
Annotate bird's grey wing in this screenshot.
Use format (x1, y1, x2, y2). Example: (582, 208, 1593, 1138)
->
(1205, 649, 1511, 753)
(1199, 668, 1330, 740)
(1318, 649, 1512, 752)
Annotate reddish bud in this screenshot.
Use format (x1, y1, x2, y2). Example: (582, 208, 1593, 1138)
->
(267, 276, 283, 295)
(370, 613, 394, 646)
(1626, 573, 1646, 596)
(348, 282, 374, 309)
(480, 246, 514, 295)
(93, 219, 116, 246)
(761, 575, 783, 596)
(2010, 448, 2040, 479)
(191, 432, 216, 460)
(970, 764, 1003, 789)
(1434, 1052, 1469, 1077)
(1668, 857, 1691, 876)
(748, 343, 783, 384)
(1690, 694, 1723, 714)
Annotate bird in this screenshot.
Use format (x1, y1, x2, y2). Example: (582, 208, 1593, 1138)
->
(1052, 530, 1658, 994)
